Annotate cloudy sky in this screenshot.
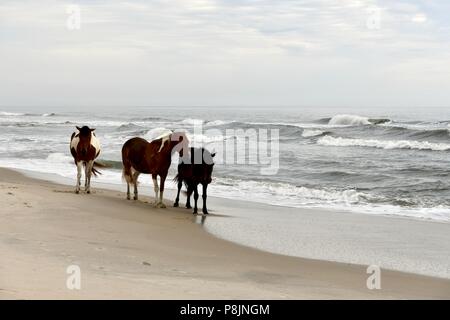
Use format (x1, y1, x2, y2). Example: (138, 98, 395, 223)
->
(0, 0, 449, 107)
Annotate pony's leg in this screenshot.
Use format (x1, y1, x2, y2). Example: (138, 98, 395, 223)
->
(123, 163, 132, 200)
(84, 162, 88, 190)
(193, 184, 199, 214)
(75, 161, 82, 194)
(174, 179, 183, 207)
(152, 174, 159, 205)
(85, 160, 93, 194)
(186, 184, 193, 209)
(202, 183, 209, 214)
(157, 175, 166, 208)
(132, 172, 140, 200)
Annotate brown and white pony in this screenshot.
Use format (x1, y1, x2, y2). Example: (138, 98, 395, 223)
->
(70, 126, 102, 194)
(121, 131, 189, 208)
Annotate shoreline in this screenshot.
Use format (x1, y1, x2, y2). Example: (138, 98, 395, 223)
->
(8, 166, 450, 279)
(0, 167, 449, 299)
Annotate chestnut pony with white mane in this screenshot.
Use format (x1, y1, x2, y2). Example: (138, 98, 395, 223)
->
(70, 126, 103, 194)
(121, 131, 189, 208)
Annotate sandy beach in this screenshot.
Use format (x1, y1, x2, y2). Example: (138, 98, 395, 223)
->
(0, 168, 449, 299)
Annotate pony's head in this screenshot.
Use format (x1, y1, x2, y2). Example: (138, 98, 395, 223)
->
(201, 148, 215, 184)
(170, 131, 189, 156)
(76, 126, 95, 156)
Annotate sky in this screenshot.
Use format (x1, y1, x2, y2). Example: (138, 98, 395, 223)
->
(0, 0, 449, 108)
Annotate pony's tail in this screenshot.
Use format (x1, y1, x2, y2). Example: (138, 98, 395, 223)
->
(173, 174, 189, 194)
(91, 161, 107, 177)
(173, 173, 181, 184)
(122, 164, 133, 184)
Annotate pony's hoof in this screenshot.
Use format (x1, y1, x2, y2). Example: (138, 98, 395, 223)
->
(193, 209, 198, 214)
(186, 205, 192, 209)
(127, 196, 131, 200)
(75, 190, 80, 194)
(86, 190, 91, 194)
(133, 196, 138, 201)
(173, 202, 179, 207)
(202, 210, 209, 215)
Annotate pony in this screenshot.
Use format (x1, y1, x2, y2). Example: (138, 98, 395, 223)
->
(121, 131, 189, 208)
(70, 126, 102, 194)
(174, 147, 215, 214)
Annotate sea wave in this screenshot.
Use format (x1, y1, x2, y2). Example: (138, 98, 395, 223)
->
(318, 136, 450, 151)
(116, 123, 144, 132)
(0, 111, 59, 117)
(205, 120, 235, 127)
(211, 178, 450, 221)
(0, 111, 24, 116)
(215, 178, 363, 205)
(181, 118, 205, 125)
(328, 114, 370, 126)
(327, 114, 390, 126)
(302, 129, 325, 138)
(408, 128, 450, 140)
(189, 133, 234, 145)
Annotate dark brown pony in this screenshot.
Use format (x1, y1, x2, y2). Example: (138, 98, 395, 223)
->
(70, 126, 102, 194)
(121, 131, 189, 208)
(174, 147, 215, 214)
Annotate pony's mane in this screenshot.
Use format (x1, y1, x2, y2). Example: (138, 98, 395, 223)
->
(152, 130, 173, 152)
(154, 131, 172, 141)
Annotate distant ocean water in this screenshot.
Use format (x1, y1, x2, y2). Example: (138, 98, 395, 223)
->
(1, 106, 449, 222)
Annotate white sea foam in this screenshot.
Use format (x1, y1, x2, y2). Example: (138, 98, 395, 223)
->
(205, 120, 234, 127)
(302, 129, 324, 137)
(328, 114, 370, 126)
(318, 136, 450, 151)
(214, 178, 363, 206)
(46, 152, 73, 163)
(188, 133, 232, 146)
(0, 111, 24, 116)
(181, 118, 204, 125)
(210, 178, 450, 222)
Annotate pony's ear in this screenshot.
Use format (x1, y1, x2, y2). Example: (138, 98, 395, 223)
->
(76, 126, 81, 131)
(211, 153, 216, 158)
(90, 128, 96, 132)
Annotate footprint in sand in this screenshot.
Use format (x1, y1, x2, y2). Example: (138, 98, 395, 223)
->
(23, 202, 32, 208)
(53, 190, 75, 194)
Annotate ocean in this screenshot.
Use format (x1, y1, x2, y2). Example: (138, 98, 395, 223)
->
(1, 106, 449, 222)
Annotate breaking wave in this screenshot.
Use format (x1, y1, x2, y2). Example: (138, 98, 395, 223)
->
(327, 114, 390, 126)
(302, 129, 326, 138)
(318, 136, 450, 151)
